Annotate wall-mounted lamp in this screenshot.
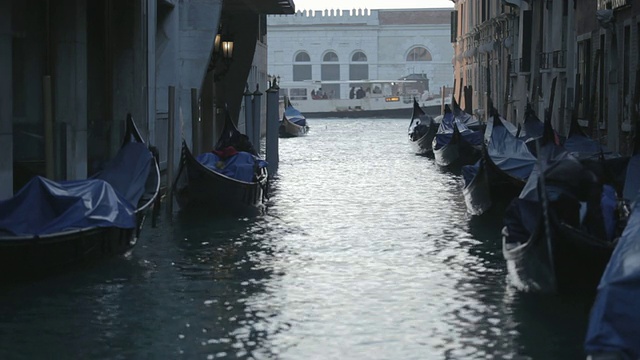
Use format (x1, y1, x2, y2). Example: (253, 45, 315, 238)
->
(214, 32, 222, 54)
(221, 36, 234, 62)
(209, 25, 235, 80)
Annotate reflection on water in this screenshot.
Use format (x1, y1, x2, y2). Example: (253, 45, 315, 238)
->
(0, 119, 592, 359)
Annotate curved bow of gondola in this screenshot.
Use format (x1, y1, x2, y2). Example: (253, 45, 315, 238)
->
(124, 114, 161, 215)
(280, 97, 309, 138)
(408, 98, 437, 155)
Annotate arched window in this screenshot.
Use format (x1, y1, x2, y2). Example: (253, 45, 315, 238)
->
(323, 51, 339, 62)
(349, 51, 368, 81)
(321, 51, 340, 98)
(351, 52, 367, 62)
(295, 52, 310, 62)
(406, 47, 432, 61)
(293, 51, 311, 81)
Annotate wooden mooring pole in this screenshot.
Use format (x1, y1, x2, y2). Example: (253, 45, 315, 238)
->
(166, 86, 175, 218)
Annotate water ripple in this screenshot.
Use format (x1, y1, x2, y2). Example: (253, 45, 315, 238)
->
(0, 119, 590, 360)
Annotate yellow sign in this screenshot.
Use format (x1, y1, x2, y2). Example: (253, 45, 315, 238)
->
(385, 96, 400, 102)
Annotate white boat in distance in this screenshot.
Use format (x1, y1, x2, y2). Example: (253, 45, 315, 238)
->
(279, 79, 451, 119)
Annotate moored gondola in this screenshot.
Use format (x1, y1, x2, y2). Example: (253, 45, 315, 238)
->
(279, 96, 309, 138)
(501, 141, 631, 293)
(584, 121, 640, 358)
(432, 105, 483, 169)
(462, 110, 546, 216)
(0, 115, 160, 279)
(584, 192, 640, 360)
(563, 113, 616, 160)
(451, 97, 481, 131)
(408, 98, 438, 156)
(174, 111, 268, 213)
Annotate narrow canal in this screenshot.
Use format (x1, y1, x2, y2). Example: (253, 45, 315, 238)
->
(0, 118, 594, 359)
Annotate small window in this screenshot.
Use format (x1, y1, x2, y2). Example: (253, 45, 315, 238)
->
(289, 88, 308, 100)
(295, 52, 310, 62)
(406, 47, 432, 62)
(323, 52, 339, 62)
(351, 52, 367, 62)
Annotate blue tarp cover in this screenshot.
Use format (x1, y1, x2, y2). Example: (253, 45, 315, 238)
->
(563, 134, 611, 159)
(585, 192, 640, 359)
(284, 106, 307, 126)
(434, 114, 483, 149)
(94, 142, 153, 206)
(0, 177, 136, 236)
(487, 118, 537, 180)
(451, 106, 480, 129)
(434, 126, 483, 149)
(197, 151, 267, 183)
(0, 140, 154, 236)
(520, 112, 544, 141)
(484, 115, 518, 143)
(518, 144, 576, 202)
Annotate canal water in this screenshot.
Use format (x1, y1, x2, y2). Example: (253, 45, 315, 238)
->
(0, 118, 595, 359)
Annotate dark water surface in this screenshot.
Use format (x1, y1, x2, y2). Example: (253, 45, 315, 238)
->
(0, 119, 594, 359)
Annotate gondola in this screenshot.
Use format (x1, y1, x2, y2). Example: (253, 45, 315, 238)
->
(501, 140, 631, 293)
(0, 114, 160, 278)
(279, 96, 309, 138)
(451, 97, 481, 132)
(174, 111, 268, 213)
(408, 98, 438, 156)
(584, 129, 640, 358)
(520, 104, 545, 142)
(584, 190, 640, 360)
(462, 110, 547, 216)
(432, 105, 483, 168)
(563, 113, 615, 160)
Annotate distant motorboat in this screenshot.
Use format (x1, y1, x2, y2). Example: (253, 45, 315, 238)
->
(279, 79, 450, 118)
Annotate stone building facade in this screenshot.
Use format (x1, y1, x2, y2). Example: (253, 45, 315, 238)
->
(267, 8, 454, 100)
(451, 0, 639, 154)
(0, 0, 293, 198)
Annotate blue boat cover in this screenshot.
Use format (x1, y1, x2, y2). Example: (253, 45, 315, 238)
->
(520, 111, 544, 141)
(434, 120, 483, 149)
(284, 106, 307, 126)
(0, 140, 154, 236)
(585, 192, 640, 359)
(436, 112, 455, 133)
(563, 133, 612, 160)
(484, 115, 518, 143)
(451, 105, 480, 129)
(93, 142, 153, 206)
(433, 125, 483, 150)
(0, 177, 136, 236)
(518, 144, 577, 202)
(196, 151, 267, 183)
(487, 117, 537, 180)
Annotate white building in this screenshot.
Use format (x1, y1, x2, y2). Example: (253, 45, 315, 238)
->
(267, 8, 454, 100)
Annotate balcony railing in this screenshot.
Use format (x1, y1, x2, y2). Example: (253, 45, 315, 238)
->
(552, 50, 566, 68)
(539, 52, 551, 70)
